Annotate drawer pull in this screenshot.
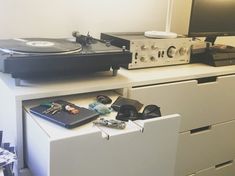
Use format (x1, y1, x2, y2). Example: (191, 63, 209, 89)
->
(190, 125, 211, 134)
(197, 76, 217, 84)
(215, 160, 233, 169)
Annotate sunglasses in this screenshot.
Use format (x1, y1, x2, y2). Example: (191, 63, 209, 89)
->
(116, 104, 161, 122)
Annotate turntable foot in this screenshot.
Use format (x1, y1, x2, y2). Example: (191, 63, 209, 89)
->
(112, 69, 118, 76)
(15, 78, 21, 86)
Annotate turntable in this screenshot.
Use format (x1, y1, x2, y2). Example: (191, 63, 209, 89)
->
(0, 32, 132, 85)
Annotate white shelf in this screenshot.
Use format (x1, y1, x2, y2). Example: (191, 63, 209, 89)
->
(0, 71, 131, 100)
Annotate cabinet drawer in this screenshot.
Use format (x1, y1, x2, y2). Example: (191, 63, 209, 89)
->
(128, 74, 235, 132)
(23, 91, 180, 176)
(176, 120, 235, 176)
(188, 160, 235, 176)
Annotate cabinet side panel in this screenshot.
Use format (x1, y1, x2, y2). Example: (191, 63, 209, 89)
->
(24, 112, 49, 176)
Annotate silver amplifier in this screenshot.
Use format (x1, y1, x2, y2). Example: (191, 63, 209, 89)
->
(101, 32, 192, 69)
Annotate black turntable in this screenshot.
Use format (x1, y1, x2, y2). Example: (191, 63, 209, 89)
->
(0, 32, 131, 85)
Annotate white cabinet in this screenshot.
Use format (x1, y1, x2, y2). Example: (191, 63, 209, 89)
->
(127, 74, 235, 176)
(23, 91, 180, 176)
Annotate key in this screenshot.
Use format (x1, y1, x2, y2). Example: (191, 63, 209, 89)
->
(93, 118, 126, 129)
(42, 102, 62, 115)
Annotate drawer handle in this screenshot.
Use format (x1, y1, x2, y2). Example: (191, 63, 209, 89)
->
(215, 160, 233, 169)
(197, 76, 217, 84)
(190, 125, 211, 134)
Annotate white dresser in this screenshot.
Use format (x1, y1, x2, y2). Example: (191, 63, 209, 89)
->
(121, 63, 235, 176)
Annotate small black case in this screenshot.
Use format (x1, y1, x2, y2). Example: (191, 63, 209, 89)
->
(111, 96, 143, 112)
(30, 100, 99, 129)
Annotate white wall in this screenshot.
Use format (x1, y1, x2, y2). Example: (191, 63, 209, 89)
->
(171, 0, 191, 36)
(0, 0, 168, 39)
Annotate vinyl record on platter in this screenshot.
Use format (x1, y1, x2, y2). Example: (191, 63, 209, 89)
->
(0, 38, 82, 54)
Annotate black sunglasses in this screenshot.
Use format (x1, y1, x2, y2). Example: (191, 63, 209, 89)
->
(116, 104, 161, 122)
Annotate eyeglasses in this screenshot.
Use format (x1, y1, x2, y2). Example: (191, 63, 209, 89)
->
(116, 104, 161, 122)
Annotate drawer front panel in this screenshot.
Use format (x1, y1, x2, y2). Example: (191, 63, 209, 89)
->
(128, 74, 235, 132)
(24, 103, 180, 176)
(176, 120, 235, 176)
(50, 115, 180, 176)
(188, 160, 235, 176)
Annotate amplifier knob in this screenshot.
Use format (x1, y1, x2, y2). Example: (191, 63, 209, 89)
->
(150, 56, 156, 61)
(151, 45, 158, 50)
(140, 56, 147, 62)
(167, 46, 177, 58)
(141, 45, 148, 50)
(179, 47, 187, 55)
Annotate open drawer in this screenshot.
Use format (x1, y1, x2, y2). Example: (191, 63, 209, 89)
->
(128, 74, 235, 132)
(23, 91, 181, 176)
(176, 120, 235, 176)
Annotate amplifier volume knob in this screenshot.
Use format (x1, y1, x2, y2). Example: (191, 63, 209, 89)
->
(151, 45, 158, 50)
(140, 56, 147, 62)
(179, 47, 187, 55)
(167, 46, 177, 58)
(141, 45, 148, 50)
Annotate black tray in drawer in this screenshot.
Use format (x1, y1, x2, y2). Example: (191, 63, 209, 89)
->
(30, 100, 99, 129)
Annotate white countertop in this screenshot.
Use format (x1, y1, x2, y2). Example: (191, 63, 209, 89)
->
(1, 63, 235, 100)
(119, 63, 235, 87)
(0, 71, 131, 100)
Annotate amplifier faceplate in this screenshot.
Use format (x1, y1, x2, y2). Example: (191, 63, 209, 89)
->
(101, 32, 192, 69)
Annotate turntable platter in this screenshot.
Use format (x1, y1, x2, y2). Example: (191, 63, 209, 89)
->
(0, 38, 82, 54)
